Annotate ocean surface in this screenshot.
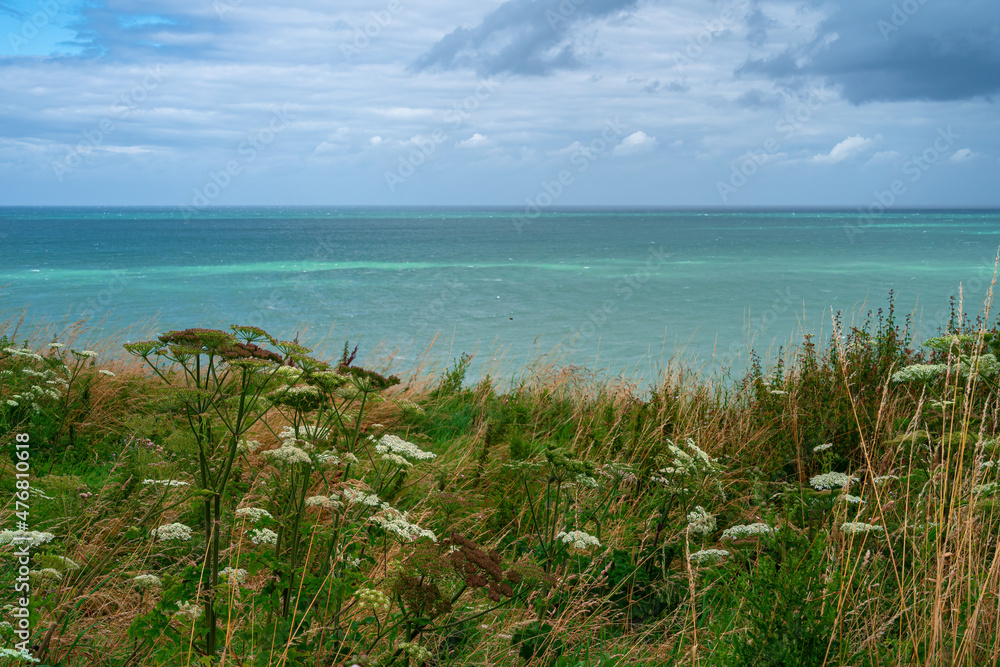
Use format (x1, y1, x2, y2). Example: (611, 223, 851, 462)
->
(1, 207, 999, 383)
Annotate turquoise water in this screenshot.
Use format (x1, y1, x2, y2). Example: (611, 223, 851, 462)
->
(1, 207, 999, 380)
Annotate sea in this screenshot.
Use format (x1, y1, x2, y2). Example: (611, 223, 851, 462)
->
(1, 207, 999, 385)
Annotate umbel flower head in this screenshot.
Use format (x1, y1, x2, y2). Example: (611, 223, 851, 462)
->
(151, 523, 193, 541)
(555, 529, 601, 550)
(372, 434, 436, 461)
(686, 506, 717, 536)
(809, 472, 856, 491)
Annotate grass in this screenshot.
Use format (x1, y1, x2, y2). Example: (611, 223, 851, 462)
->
(2, 293, 1000, 667)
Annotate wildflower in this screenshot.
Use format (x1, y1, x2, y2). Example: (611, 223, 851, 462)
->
(262, 444, 312, 466)
(0, 647, 39, 663)
(51, 555, 80, 570)
(314, 450, 340, 466)
(132, 574, 162, 589)
(235, 507, 273, 522)
(220, 567, 248, 585)
(397, 641, 433, 663)
(721, 523, 772, 540)
(342, 488, 383, 507)
(380, 452, 412, 468)
(575, 474, 599, 488)
(48, 343, 64, 349)
(305, 495, 342, 509)
(843, 495, 865, 504)
(689, 549, 729, 563)
(891, 364, 946, 383)
(980, 460, 996, 470)
(813, 443, 833, 453)
(809, 472, 856, 491)
(372, 507, 437, 542)
(973, 482, 999, 496)
(0, 530, 56, 548)
(250, 528, 278, 545)
(236, 439, 263, 453)
(841, 522, 884, 535)
(98, 370, 116, 377)
(356, 587, 391, 612)
(372, 434, 435, 461)
(686, 506, 717, 536)
(770, 389, 788, 395)
(151, 523, 193, 541)
(143, 479, 189, 487)
(873, 475, 899, 484)
(31, 568, 63, 581)
(73, 350, 99, 358)
(5, 400, 17, 407)
(555, 529, 601, 550)
(175, 600, 202, 620)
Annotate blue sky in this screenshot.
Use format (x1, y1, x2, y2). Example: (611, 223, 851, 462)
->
(0, 0, 997, 206)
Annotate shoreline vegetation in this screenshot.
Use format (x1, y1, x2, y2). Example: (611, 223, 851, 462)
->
(3, 293, 1000, 666)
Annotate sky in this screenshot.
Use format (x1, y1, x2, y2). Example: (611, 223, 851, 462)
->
(0, 0, 997, 207)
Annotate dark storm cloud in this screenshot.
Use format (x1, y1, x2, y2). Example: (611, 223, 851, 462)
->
(738, 0, 1000, 104)
(412, 0, 640, 76)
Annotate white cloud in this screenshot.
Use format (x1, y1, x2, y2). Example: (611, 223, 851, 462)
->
(455, 133, 489, 149)
(811, 135, 873, 164)
(613, 131, 657, 157)
(949, 148, 975, 163)
(865, 150, 900, 165)
(369, 136, 382, 146)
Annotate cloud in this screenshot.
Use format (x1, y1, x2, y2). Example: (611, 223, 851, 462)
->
(865, 150, 900, 165)
(613, 130, 656, 156)
(949, 148, 976, 163)
(737, 0, 1000, 104)
(811, 135, 872, 164)
(411, 0, 640, 76)
(456, 133, 489, 148)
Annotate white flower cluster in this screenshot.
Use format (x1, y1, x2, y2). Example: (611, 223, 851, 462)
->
(0, 647, 39, 663)
(151, 523, 193, 542)
(959, 353, 1000, 379)
(250, 528, 278, 546)
(132, 574, 162, 589)
(813, 443, 833, 453)
(555, 529, 601, 550)
(891, 364, 946, 383)
(379, 452, 412, 468)
(73, 350, 99, 358)
(973, 482, 999, 497)
(843, 495, 865, 504)
(306, 495, 342, 509)
(721, 523, 772, 540)
(809, 472, 856, 491)
(0, 530, 56, 548)
(31, 568, 63, 581)
(235, 507, 273, 522)
(236, 438, 264, 453)
(873, 475, 899, 485)
(575, 474, 599, 489)
(372, 507, 437, 542)
(298, 424, 330, 440)
(50, 555, 79, 570)
(315, 450, 341, 466)
(686, 506, 716, 536)
(689, 549, 730, 563)
(99, 370, 116, 377)
(373, 434, 436, 461)
(175, 600, 202, 620)
(654, 439, 718, 484)
(272, 365, 303, 382)
(143, 479, 189, 487)
(841, 522, 884, 535)
(356, 587, 391, 612)
(220, 567, 248, 585)
(3, 346, 44, 362)
(397, 641, 433, 663)
(342, 488, 383, 507)
(262, 443, 312, 466)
